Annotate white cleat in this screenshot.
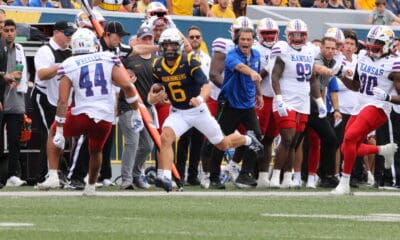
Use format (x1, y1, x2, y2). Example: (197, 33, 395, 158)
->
(37, 176, 60, 190)
(292, 178, 302, 189)
(367, 172, 375, 186)
(331, 182, 351, 195)
(379, 143, 398, 169)
(83, 184, 96, 196)
(305, 180, 316, 189)
(200, 175, 210, 189)
(280, 172, 293, 189)
(5, 176, 27, 187)
(256, 178, 270, 189)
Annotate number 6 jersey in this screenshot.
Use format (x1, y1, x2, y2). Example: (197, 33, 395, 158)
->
(57, 51, 121, 122)
(352, 49, 400, 116)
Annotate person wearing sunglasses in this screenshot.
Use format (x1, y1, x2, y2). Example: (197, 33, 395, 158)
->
(33, 20, 76, 189)
(312, 0, 328, 8)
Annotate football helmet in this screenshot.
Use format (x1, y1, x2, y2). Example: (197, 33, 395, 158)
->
(159, 28, 184, 60)
(75, 10, 105, 29)
(71, 28, 99, 55)
(366, 25, 395, 59)
(230, 16, 254, 40)
(146, 2, 168, 18)
(285, 19, 308, 50)
(257, 18, 279, 48)
(324, 27, 345, 50)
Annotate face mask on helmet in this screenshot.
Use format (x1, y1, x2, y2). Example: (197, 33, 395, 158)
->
(159, 28, 184, 60)
(257, 18, 279, 48)
(366, 25, 394, 59)
(285, 19, 308, 50)
(71, 28, 99, 55)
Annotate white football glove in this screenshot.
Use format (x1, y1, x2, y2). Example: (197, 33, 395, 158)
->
(315, 97, 327, 118)
(53, 126, 65, 149)
(131, 109, 144, 133)
(372, 87, 391, 101)
(275, 95, 288, 117)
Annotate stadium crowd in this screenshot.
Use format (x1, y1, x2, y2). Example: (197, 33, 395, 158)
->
(0, 0, 400, 195)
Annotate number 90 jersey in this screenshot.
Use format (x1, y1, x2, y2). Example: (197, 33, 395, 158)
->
(270, 40, 315, 114)
(353, 50, 400, 116)
(57, 51, 120, 122)
(152, 52, 208, 110)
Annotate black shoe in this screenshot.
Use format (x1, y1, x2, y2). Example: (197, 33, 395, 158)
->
(155, 177, 172, 192)
(210, 180, 226, 190)
(246, 131, 264, 158)
(319, 177, 338, 188)
(0, 182, 3, 189)
(350, 178, 359, 188)
(186, 177, 200, 186)
(235, 172, 257, 189)
(69, 179, 85, 190)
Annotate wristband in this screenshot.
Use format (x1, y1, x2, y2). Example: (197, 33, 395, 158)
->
(126, 95, 138, 104)
(334, 109, 340, 113)
(275, 94, 283, 102)
(55, 115, 66, 124)
(196, 96, 204, 103)
(315, 97, 324, 107)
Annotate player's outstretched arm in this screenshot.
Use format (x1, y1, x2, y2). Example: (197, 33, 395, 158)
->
(112, 65, 139, 109)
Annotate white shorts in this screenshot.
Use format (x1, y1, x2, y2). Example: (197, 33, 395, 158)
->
(163, 103, 224, 145)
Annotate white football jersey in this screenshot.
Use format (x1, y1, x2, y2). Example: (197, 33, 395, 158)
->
(270, 41, 315, 114)
(337, 54, 360, 115)
(352, 50, 400, 116)
(210, 37, 235, 100)
(253, 42, 274, 97)
(57, 51, 120, 122)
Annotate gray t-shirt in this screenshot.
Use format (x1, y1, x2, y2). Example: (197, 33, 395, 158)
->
(4, 46, 25, 114)
(314, 52, 336, 90)
(370, 9, 396, 25)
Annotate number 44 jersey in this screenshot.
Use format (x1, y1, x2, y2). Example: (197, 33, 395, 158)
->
(353, 49, 400, 116)
(57, 51, 120, 123)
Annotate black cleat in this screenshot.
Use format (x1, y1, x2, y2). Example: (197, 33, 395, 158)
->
(246, 131, 264, 158)
(210, 180, 226, 190)
(155, 177, 173, 192)
(234, 172, 257, 189)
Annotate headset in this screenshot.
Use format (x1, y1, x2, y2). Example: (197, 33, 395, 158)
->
(233, 27, 256, 45)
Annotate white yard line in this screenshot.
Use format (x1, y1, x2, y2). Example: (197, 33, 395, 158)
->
(0, 222, 34, 227)
(261, 213, 400, 222)
(0, 191, 400, 197)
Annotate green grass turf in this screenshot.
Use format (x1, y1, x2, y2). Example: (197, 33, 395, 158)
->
(1, 189, 400, 240)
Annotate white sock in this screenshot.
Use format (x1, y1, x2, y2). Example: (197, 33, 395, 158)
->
(272, 169, 281, 180)
(49, 169, 58, 178)
(307, 175, 315, 183)
(341, 173, 350, 185)
(293, 172, 301, 182)
(258, 172, 269, 181)
(163, 170, 172, 180)
(244, 136, 252, 146)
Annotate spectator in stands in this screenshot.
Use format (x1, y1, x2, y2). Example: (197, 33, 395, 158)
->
(312, 0, 329, 8)
(28, 0, 57, 7)
(327, 0, 346, 8)
(137, 0, 151, 13)
(166, 0, 213, 16)
(210, 0, 236, 18)
(368, 0, 400, 25)
(11, 0, 28, 6)
(386, 0, 400, 16)
(93, 0, 134, 12)
(357, 0, 375, 10)
(232, 0, 247, 17)
(268, 0, 282, 6)
(282, 0, 301, 6)
(0, 19, 28, 187)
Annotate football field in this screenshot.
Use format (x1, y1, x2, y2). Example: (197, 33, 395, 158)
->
(1, 187, 400, 240)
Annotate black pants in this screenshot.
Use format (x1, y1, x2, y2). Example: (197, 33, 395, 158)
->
(308, 99, 338, 179)
(391, 110, 400, 186)
(209, 104, 261, 182)
(30, 87, 56, 182)
(176, 128, 203, 181)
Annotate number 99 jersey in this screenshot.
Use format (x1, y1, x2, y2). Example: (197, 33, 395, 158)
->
(57, 51, 120, 122)
(270, 40, 315, 114)
(152, 52, 208, 110)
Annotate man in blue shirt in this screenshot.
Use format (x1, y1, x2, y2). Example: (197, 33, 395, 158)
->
(209, 27, 264, 189)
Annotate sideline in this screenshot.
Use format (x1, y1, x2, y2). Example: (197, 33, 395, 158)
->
(1, 191, 400, 197)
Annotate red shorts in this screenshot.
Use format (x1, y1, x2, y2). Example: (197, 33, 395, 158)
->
(51, 112, 112, 152)
(155, 102, 171, 134)
(274, 110, 308, 133)
(256, 96, 278, 137)
(206, 97, 218, 117)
